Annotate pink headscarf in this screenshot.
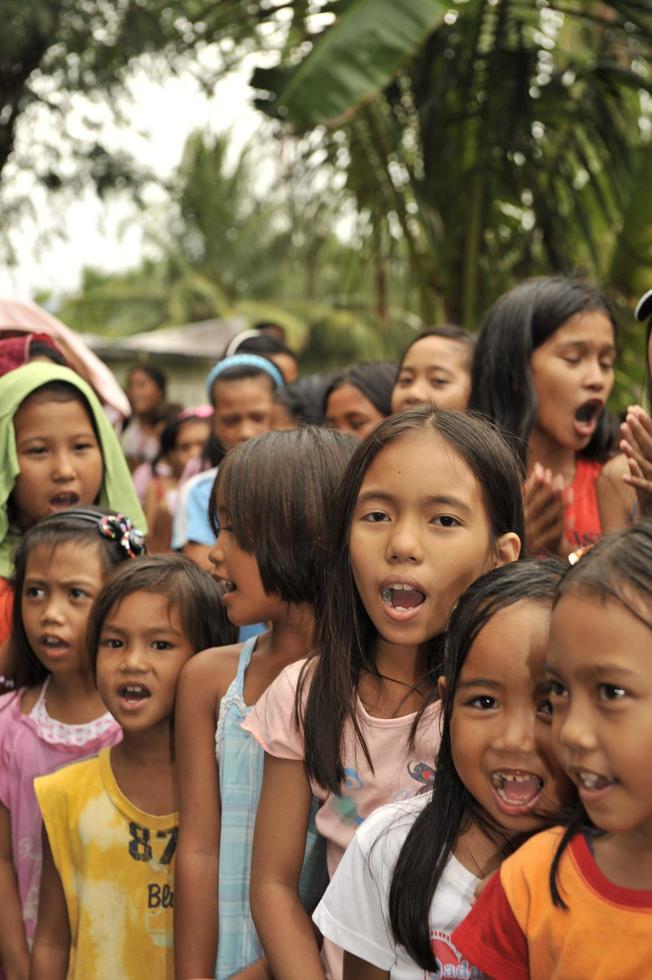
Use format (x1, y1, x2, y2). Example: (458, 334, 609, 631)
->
(0, 298, 130, 420)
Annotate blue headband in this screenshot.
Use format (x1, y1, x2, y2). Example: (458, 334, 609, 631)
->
(205, 354, 284, 396)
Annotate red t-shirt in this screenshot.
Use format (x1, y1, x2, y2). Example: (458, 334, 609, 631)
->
(565, 459, 602, 549)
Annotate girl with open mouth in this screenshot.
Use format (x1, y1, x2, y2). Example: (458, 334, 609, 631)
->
(470, 276, 617, 558)
(244, 407, 523, 979)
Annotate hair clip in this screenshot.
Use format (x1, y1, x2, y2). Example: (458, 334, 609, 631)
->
(98, 513, 146, 559)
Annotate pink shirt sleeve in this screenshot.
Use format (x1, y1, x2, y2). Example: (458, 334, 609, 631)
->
(241, 659, 309, 761)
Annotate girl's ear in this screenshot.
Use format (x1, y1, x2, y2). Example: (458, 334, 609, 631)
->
(494, 532, 521, 566)
(437, 675, 447, 701)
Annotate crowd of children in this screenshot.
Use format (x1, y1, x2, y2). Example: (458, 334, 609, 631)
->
(0, 276, 651, 980)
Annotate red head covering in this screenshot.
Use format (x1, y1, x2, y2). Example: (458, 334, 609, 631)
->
(0, 333, 65, 378)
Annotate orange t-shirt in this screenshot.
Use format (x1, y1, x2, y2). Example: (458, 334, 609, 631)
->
(452, 827, 652, 980)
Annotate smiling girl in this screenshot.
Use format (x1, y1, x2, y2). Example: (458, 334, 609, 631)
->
(31, 555, 231, 980)
(313, 560, 571, 980)
(244, 408, 523, 979)
(453, 520, 652, 979)
(470, 277, 617, 557)
(0, 363, 145, 661)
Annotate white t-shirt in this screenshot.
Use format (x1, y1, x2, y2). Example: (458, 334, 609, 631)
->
(313, 795, 486, 980)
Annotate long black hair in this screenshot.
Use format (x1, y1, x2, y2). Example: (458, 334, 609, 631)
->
(299, 408, 525, 795)
(549, 519, 652, 908)
(469, 276, 617, 467)
(389, 558, 564, 971)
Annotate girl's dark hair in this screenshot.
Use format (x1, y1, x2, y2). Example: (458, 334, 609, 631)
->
(323, 361, 397, 418)
(127, 364, 167, 398)
(28, 340, 68, 367)
(469, 276, 617, 466)
(224, 332, 298, 367)
(549, 519, 652, 908)
(389, 558, 565, 971)
(209, 427, 358, 605)
(87, 554, 236, 669)
(300, 408, 525, 795)
(7, 507, 139, 687)
(397, 326, 475, 373)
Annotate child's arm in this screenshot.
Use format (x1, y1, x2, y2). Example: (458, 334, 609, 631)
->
(343, 953, 389, 980)
(250, 754, 325, 980)
(29, 830, 70, 980)
(174, 651, 230, 978)
(0, 802, 30, 980)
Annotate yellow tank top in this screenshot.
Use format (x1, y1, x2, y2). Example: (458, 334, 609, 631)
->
(35, 747, 177, 979)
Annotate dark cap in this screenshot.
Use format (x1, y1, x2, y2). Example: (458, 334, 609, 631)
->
(635, 289, 652, 322)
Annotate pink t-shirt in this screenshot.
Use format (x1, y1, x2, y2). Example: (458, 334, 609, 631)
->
(242, 659, 442, 979)
(0, 685, 122, 956)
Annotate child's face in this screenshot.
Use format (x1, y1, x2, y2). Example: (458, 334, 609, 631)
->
(96, 591, 194, 733)
(209, 497, 278, 626)
(450, 599, 571, 834)
(211, 377, 275, 451)
(391, 336, 471, 414)
(11, 395, 104, 531)
(127, 369, 163, 416)
(547, 590, 652, 837)
(529, 310, 615, 454)
(22, 540, 105, 676)
(349, 430, 518, 655)
(168, 418, 210, 477)
(326, 383, 385, 440)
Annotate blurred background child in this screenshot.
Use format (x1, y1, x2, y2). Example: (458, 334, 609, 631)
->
(0, 508, 144, 979)
(324, 362, 396, 440)
(31, 555, 232, 980)
(470, 276, 617, 557)
(121, 364, 169, 472)
(390, 327, 474, 415)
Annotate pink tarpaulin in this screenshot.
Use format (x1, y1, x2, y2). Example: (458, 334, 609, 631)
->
(0, 298, 130, 420)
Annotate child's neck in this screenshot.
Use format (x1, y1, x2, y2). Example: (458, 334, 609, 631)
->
(454, 817, 506, 880)
(593, 827, 652, 891)
(527, 429, 576, 482)
(261, 603, 315, 661)
(44, 669, 108, 725)
(359, 638, 432, 719)
(110, 723, 176, 817)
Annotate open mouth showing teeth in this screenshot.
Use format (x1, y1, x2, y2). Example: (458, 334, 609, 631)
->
(575, 400, 602, 424)
(41, 636, 66, 648)
(118, 684, 151, 702)
(491, 770, 543, 807)
(576, 771, 614, 790)
(381, 584, 425, 611)
(221, 580, 236, 594)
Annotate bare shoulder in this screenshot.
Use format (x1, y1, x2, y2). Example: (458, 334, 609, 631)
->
(597, 453, 636, 533)
(179, 643, 244, 701)
(598, 453, 629, 482)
